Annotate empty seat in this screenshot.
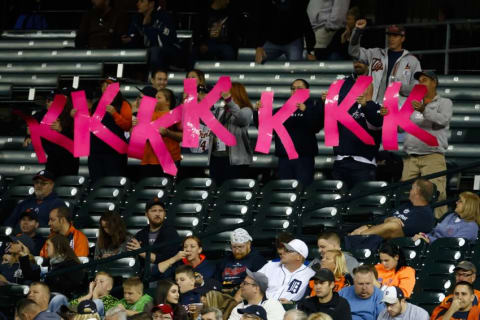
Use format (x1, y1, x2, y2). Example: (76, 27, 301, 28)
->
(437, 75, 480, 87)
(409, 291, 446, 314)
(0, 39, 75, 49)
(303, 180, 346, 198)
(300, 206, 341, 235)
(0, 84, 11, 99)
(194, 61, 353, 74)
(1, 30, 77, 39)
(0, 49, 147, 63)
(0, 74, 59, 89)
(96, 257, 138, 278)
(0, 62, 103, 75)
(170, 178, 214, 206)
(166, 203, 206, 235)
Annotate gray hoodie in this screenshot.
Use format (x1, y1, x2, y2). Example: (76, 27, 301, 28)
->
(34, 311, 61, 320)
(307, 0, 350, 30)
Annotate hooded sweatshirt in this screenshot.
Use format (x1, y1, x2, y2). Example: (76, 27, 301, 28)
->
(298, 292, 352, 320)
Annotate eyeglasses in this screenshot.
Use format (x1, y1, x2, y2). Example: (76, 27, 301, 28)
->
(240, 281, 257, 287)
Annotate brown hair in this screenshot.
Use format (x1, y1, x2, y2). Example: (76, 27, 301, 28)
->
(317, 232, 341, 246)
(186, 69, 206, 86)
(55, 206, 72, 223)
(183, 235, 202, 249)
(415, 179, 434, 202)
(47, 234, 80, 263)
(174, 265, 195, 279)
(157, 88, 175, 109)
(30, 282, 50, 295)
(231, 82, 252, 109)
(458, 191, 480, 224)
(97, 211, 128, 251)
(95, 271, 114, 287)
(123, 276, 144, 293)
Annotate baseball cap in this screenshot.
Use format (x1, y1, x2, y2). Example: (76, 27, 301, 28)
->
(103, 76, 118, 84)
(77, 300, 98, 314)
(9, 234, 36, 253)
(283, 239, 308, 259)
(136, 85, 158, 98)
(145, 197, 166, 212)
(414, 70, 439, 84)
(151, 304, 174, 318)
(246, 269, 269, 293)
(386, 25, 405, 36)
(230, 228, 252, 244)
(454, 261, 477, 273)
(311, 268, 335, 283)
(33, 170, 55, 182)
(237, 305, 267, 320)
(382, 286, 405, 304)
(19, 208, 39, 221)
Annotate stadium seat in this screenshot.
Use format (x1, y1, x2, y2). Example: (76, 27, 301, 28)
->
(89, 176, 131, 191)
(0, 62, 103, 76)
(303, 180, 346, 198)
(179, 153, 209, 168)
(124, 215, 149, 228)
(0, 285, 29, 309)
(0, 74, 59, 89)
(300, 206, 341, 237)
(1, 30, 77, 39)
(96, 257, 138, 278)
(194, 61, 353, 74)
(0, 39, 75, 49)
(134, 176, 172, 191)
(55, 175, 87, 189)
(166, 202, 206, 235)
(54, 186, 81, 207)
(0, 84, 12, 99)
(437, 75, 480, 87)
(75, 201, 117, 228)
(409, 291, 446, 314)
(424, 237, 470, 262)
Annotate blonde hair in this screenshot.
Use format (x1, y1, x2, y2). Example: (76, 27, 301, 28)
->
(307, 313, 333, 320)
(123, 276, 144, 293)
(326, 249, 348, 279)
(458, 192, 480, 224)
(73, 313, 101, 320)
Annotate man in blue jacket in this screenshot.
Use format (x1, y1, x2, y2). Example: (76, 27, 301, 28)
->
(4, 170, 65, 228)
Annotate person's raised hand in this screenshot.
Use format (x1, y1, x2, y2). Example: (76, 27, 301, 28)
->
(380, 106, 389, 116)
(355, 19, 367, 29)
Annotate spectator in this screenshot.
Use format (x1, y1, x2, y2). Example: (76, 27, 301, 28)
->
(95, 211, 133, 260)
(328, 59, 383, 189)
(431, 261, 480, 318)
(413, 191, 480, 244)
(87, 78, 132, 183)
(348, 20, 421, 105)
(155, 280, 188, 320)
(157, 235, 216, 279)
(72, 300, 102, 320)
(375, 243, 415, 297)
(258, 239, 315, 303)
(15, 298, 61, 320)
(274, 232, 295, 261)
(118, 277, 153, 316)
(208, 83, 254, 186)
(325, 6, 361, 60)
(258, 79, 323, 186)
(432, 282, 480, 320)
(3, 234, 39, 284)
(17, 209, 45, 256)
(75, 0, 128, 49)
(70, 271, 120, 316)
(175, 265, 208, 306)
(24, 91, 79, 178)
(339, 265, 385, 320)
(306, 314, 333, 320)
(284, 309, 308, 320)
(150, 69, 169, 91)
(229, 269, 285, 320)
(238, 305, 268, 320)
(400, 71, 453, 219)
(181, 69, 208, 106)
(255, 0, 315, 63)
(378, 286, 428, 320)
(27, 282, 51, 312)
(4, 170, 65, 228)
(350, 179, 435, 239)
(317, 232, 359, 274)
(193, 0, 239, 61)
(105, 305, 128, 320)
(319, 250, 353, 292)
(32, 235, 85, 299)
(217, 228, 267, 299)
(122, 0, 181, 70)
(306, 0, 350, 60)
(202, 307, 223, 320)
(298, 268, 351, 319)
(127, 198, 180, 276)
(131, 86, 158, 124)
(151, 303, 174, 320)
(138, 88, 182, 178)
(40, 207, 89, 258)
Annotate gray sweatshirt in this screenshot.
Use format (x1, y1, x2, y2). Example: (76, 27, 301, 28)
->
(307, 0, 350, 30)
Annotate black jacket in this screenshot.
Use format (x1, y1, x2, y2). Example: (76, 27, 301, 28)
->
(298, 292, 352, 320)
(134, 224, 181, 265)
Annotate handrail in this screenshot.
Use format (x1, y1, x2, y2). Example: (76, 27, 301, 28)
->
(366, 19, 480, 29)
(45, 159, 480, 283)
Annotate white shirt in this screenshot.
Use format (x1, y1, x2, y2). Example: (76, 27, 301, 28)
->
(228, 299, 286, 320)
(258, 261, 315, 302)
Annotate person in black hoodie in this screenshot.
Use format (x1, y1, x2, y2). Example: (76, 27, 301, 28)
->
(122, 0, 182, 70)
(298, 268, 352, 320)
(330, 59, 383, 189)
(255, 0, 316, 63)
(255, 79, 323, 187)
(193, 0, 239, 61)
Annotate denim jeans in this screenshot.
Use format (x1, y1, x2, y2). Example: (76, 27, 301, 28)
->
(263, 38, 303, 61)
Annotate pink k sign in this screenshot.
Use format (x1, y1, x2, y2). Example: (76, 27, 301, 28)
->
(382, 82, 439, 150)
(71, 82, 128, 157)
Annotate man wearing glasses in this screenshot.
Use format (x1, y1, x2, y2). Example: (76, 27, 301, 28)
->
(431, 261, 480, 318)
(229, 269, 285, 320)
(5, 170, 65, 228)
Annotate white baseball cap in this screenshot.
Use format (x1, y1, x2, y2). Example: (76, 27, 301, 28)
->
(382, 286, 405, 304)
(283, 239, 308, 259)
(230, 228, 252, 244)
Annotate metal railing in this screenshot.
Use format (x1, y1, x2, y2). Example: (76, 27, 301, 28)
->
(368, 19, 480, 75)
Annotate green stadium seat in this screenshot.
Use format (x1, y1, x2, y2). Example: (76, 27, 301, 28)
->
(303, 180, 347, 197)
(300, 206, 341, 235)
(96, 257, 138, 278)
(194, 61, 353, 74)
(180, 154, 208, 168)
(0, 84, 11, 99)
(0, 284, 29, 308)
(0, 39, 75, 49)
(89, 176, 131, 191)
(166, 202, 206, 235)
(0, 164, 44, 177)
(437, 75, 480, 87)
(1, 30, 77, 39)
(409, 291, 446, 314)
(0, 62, 103, 75)
(438, 87, 480, 100)
(0, 74, 59, 89)
(0, 49, 147, 63)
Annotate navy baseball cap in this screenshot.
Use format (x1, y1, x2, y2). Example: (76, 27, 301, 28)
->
(9, 234, 36, 254)
(386, 25, 406, 36)
(77, 300, 97, 314)
(20, 208, 39, 221)
(145, 197, 166, 212)
(311, 268, 335, 283)
(33, 170, 55, 182)
(238, 305, 267, 320)
(136, 86, 158, 98)
(414, 70, 439, 84)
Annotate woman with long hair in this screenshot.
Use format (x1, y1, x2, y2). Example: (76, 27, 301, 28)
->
(413, 191, 480, 243)
(155, 280, 188, 320)
(208, 82, 253, 186)
(375, 242, 415, 297)
(95, 211, 132, 260)
(308, 249, 352, 295)
(157, 235, 216, 279)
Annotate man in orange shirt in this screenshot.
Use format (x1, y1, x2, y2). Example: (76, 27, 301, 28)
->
(431, 261, 480, 320)
(432, 281, 480, 320)
(40, 206, 89, 257)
